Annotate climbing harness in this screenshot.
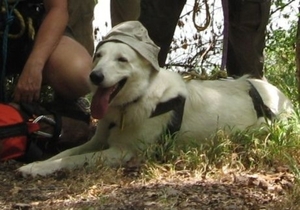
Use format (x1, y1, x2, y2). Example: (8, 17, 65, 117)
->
(1, 0, 21, 102)
(0, 0, 42, 102)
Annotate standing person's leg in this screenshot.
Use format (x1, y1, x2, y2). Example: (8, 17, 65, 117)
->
(139, 0, 186, 67)
(225, 0, 271, 79)
(110, 0, 140, 27)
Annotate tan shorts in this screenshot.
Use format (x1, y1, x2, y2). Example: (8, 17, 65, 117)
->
(110, 0, 140, 27)
(67, 0, 96, 55)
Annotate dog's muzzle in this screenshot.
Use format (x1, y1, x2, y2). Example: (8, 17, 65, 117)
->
(90, 71, 104, 85)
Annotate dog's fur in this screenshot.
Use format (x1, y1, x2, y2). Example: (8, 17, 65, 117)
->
(18, 42, 294, 176)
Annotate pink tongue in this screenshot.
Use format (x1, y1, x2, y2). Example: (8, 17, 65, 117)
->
(91, 87, 114, 119)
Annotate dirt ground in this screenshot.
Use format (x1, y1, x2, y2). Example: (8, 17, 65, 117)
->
(0, 160, 297, 210)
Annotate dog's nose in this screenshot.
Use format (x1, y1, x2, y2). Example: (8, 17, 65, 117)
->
(90, 71, 104, 85)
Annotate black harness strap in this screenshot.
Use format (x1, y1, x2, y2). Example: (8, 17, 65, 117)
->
(108, 95, 186, 136)
(248, 80, 276, 120)
(0, 122, 27, 139)
(51, 112, 62, 140)
(150, 95, 185, 135)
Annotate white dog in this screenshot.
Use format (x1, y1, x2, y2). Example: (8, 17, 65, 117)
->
(18, 21, 293, 177)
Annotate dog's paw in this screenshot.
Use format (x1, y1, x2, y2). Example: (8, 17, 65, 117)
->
(17, 160, 61, 177)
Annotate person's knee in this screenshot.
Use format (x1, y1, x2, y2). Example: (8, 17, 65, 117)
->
(62, 58, 92, 97)
(44, 52, 92, 99)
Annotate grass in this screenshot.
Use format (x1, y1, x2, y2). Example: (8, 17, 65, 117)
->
(132, 58, 300, 208)
(135, 110, 300, 208)
(141, 114, 300, 174)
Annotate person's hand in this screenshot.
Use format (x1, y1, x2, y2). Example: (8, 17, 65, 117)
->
(13, 60, 43, 103)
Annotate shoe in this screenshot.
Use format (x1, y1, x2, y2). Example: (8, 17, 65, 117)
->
(74, 97, 90, 115)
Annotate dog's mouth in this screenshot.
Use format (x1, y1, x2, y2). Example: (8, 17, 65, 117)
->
(109, 78, 127, 103)
(91, 78, 127, 119)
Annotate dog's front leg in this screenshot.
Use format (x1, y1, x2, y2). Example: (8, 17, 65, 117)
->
(17, 121, 110, 177)
(48, 120, 110, 161)
(17, 149, 94, 177)
(17, 151, 104, 177)
(17, 146, 133, 177)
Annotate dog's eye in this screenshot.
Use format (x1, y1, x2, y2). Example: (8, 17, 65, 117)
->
(118, 57, 128, 63)
(94, 52, 102, 59)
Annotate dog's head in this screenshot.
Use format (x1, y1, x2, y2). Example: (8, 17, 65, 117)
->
(89, 21, 161, 119)
(89, 41, 156, 119)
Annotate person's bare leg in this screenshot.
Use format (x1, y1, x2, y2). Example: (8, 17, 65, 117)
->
(43, 36, 92, 100)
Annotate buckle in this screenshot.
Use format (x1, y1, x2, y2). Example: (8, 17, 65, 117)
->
(32, 115, 62, 138)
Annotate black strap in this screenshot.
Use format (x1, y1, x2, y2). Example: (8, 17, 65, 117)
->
(20, 102, 62, 141)
(0, 122, 28, 139)
(108, 95, 186, 135)
(150, 95, 185, 135)
(248, 80, 276, 120)
(50, 111, 62, 141)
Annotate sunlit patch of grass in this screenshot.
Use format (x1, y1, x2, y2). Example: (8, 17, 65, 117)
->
(230, 117, 300, 172)
(140, 112, 300, 181)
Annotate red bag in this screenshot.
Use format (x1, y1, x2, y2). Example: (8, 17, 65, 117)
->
(0, 104, 40, 161)
(0, 102, 91, 162)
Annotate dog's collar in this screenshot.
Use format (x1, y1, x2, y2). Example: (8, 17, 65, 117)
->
(150, 95, 186, 135)
(248, 80, 276, 120)
(118, 97, 141, 130)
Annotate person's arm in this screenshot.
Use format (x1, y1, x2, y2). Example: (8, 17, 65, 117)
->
(14, 0, 69, 102)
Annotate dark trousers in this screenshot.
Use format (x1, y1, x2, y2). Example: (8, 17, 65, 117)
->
(139, 0, 187, 67)
(138, 0, 271, 79)
(226, 0, 271, 78)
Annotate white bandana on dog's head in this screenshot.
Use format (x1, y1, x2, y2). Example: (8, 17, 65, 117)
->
(96, 21, 161, 71)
